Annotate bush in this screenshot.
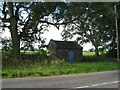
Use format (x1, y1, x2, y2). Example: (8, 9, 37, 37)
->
(83, 55, 117, 62)
(106, 49, 118, 58)
(49, 59, 65, 66)
(89, 48, 94, 52)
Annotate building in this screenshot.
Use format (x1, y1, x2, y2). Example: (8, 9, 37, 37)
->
(47, 39, 83, 62)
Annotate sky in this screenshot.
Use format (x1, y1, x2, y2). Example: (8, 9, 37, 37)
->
(41, 25, 94, 51)
(1, 23, 94, 51)
(0, 2, 94, 51)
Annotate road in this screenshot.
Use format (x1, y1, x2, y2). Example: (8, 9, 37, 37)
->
(2, 70, 119, 89)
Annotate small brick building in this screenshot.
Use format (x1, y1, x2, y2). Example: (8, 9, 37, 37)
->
(47, 39, 83, 62)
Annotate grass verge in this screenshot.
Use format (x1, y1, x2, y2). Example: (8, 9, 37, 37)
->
(2, 57, 119, 78)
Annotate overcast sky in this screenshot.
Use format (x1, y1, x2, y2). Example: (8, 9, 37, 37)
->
(0, 3, 94, 51)
(1, 25, 94, 51)
(41, 26, 94, 51)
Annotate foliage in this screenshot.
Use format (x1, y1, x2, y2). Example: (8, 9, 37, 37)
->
(61, 2, 119, 56)
(1, 2, 119, 59)
(83, 55, 117, 62)
(1, 38, 12, 51)
(89, 48, 94, 52)
(2, 50, 118, 78)
(2, 57, 118, 78)
(106, 49, 118, 58)
(1, 2, 70, 58)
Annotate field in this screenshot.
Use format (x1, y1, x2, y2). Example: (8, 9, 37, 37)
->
(83, 51, 96, 56)
(2, 50, 119, 78)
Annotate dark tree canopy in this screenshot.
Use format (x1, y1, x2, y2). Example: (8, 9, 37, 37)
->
(1, 2, 119, 58)
(61, 2, 119, 56)
(1, 2, 70, 59)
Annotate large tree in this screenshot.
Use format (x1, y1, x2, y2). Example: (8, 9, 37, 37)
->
(1, 2, 119, 58)
(61, 2, 118, 56)
(1, 2, 69, 59)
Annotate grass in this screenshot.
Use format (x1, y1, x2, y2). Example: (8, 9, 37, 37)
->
(2, 50, 119, 78)
(83, 51, 96, 56)
(21, 50, 101, 56)
(2, 57, 119, 78)
(83, 51, 106, 56)
(20, 50, 39, 54)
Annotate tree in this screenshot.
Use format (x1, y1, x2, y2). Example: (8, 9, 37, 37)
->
(1, 38, 12, 51)
(61, 2, 117, 56)
(1, 2, 70, 59)
(1, 2, 119, 58)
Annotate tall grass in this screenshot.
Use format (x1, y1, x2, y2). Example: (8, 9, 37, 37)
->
(2, 57, 119, 78)
(2, 50, 119, 78)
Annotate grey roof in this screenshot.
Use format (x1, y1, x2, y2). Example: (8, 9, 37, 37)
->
(49, 39, 83, 49)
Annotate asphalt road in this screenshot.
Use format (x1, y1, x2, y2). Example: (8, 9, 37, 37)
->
(2, 70, 119, 88)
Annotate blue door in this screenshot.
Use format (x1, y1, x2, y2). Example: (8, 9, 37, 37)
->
(68, 51, 74, 62)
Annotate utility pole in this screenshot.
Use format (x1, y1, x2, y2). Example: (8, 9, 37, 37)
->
(114, 5, 119, 63)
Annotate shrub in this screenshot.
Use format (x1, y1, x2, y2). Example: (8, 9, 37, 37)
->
(106, 49, 118, 58)
(83, 56, 117, 62)
(49, 59, 65, 66)
(89, 48, 94, 52)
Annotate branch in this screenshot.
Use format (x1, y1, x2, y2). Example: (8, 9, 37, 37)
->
(19, 15, 31, 37)
(2, 2, 7, 19)
(36, 17, 79, 30)
(7, 2, 14, 17)
(0, 24, 10, 28)
(39, 3, 58, 19)
(1, 18, 10, 22)
(38, 17, 78, 26)
(15, 4, 20, 19)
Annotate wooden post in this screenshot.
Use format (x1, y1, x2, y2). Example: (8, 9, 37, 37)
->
(114, 5, 119, 62)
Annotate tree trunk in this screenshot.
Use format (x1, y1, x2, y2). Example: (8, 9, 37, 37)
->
(8, 3, 20, 59)
(91, 40, 100, 56)
(95, 46, 99, 56)
(10, 18, 20, 59)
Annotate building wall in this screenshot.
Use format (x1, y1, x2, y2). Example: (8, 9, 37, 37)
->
(48, 41, 57, 55)
(56, 49, 83, 62)
(56, 49, 68, 61)
(74, 50, 83, 62)
(48, 41, 83, 62)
